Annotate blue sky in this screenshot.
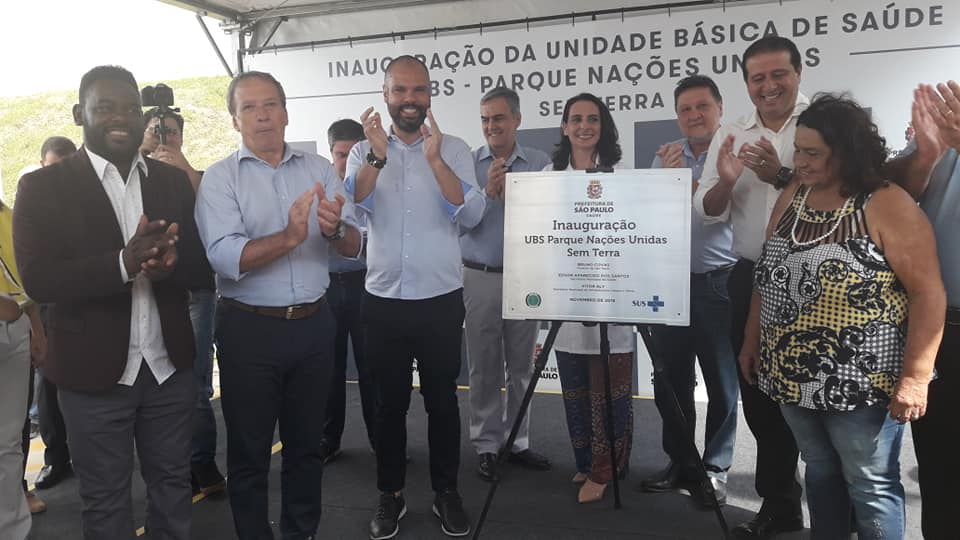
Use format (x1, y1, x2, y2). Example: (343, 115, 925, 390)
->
(3, 0, 233, 97)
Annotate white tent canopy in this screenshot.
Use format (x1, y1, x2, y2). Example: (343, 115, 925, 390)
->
(159, 0, 719, 73)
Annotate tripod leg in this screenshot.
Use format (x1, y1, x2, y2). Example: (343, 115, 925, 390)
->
(598, 323, 623, 509)
(638, 324, 731, 539)
(472, 321, 563, 540)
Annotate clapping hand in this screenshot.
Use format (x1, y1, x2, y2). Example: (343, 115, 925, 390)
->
(918, 81, 960, 153)
(123, 216, 175, 278)
(716, 134, 745, 187)
(140, 222, 179, 281)
(360, 106, 389, 161)
(421, 109, 444, 163)
(283, 186, 318, 247)
(316, 183, 347, 238)
(486, 157, 508, 199)
(655, 143, 684, 169)
(739, 137, 782, 185)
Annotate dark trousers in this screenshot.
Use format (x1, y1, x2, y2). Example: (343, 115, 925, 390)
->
(60, 366, 195, 540)
(911, 320, 959, 540)
(728, 259, 802, 514)
(216, 302, 336, 540)
(365, 289, 464, 494)
(38, 372, 70, 469)
(323, 271, 376, 450)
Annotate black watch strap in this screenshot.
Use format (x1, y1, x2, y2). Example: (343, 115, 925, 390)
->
(366, 149, 387, 169)
(774, 167, 794, 189)
(323, 220, 346, 241)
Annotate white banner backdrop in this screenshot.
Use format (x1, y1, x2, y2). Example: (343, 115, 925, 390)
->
(247, 0, 957, 162)
(253, 0, 957, 397)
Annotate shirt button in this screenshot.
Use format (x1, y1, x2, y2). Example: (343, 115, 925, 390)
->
(406, 209, 412, 214)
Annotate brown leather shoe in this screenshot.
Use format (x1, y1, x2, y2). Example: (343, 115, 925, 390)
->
(577, 479, 607, 503)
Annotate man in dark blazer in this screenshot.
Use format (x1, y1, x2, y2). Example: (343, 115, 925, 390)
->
(13, 65, 211, 540)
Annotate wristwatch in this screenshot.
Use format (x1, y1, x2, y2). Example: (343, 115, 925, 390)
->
(773, 167, 794, 190)
(323, 220, 346, 241)
(366, 148, 387, 169)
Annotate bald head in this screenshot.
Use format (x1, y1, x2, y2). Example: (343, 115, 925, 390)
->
(384, 55, 429, 83)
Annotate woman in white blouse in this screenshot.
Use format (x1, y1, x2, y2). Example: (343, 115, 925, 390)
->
(545, 93, 634, 503)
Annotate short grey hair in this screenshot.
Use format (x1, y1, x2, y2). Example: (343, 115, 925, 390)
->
(480, 87, 520, 116)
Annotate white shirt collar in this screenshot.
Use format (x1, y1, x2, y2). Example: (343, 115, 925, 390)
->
(86, 147, 148, 183)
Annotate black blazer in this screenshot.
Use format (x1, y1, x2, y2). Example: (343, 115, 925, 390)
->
(13, 147, 213, 392)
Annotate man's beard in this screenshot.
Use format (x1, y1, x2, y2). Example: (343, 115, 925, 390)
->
(388, 103, 427, 134)
(84, 125, 143, 164)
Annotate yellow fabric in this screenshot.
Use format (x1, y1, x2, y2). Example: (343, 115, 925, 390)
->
(0, 206, 28, 305)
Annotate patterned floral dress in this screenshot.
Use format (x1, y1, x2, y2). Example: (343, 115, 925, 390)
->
(754, 185, 909, 411)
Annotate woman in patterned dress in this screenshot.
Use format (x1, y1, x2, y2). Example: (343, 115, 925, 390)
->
(734, 94, 945, 539)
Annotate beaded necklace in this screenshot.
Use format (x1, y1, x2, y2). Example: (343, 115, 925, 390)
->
(790, 187, 855, 247)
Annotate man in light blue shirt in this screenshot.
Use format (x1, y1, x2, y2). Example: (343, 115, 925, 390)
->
(195, 71, 361, 540)
(639, 75, 739, 509)
(345, 55, 482, 540)
(885, 81, 960, 540)
(460, 87, 552, 484)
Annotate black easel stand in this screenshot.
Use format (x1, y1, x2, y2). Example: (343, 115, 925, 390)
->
(636, 324, 731, 539)
(471, 320, 624, 538)
(598, 323, 623, 509)
(472, 321, 732, 539)
(472, 320, 562, 540)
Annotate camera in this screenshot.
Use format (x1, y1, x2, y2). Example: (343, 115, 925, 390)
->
(141, 84, 175, 109)
(141, 84, 179, 145)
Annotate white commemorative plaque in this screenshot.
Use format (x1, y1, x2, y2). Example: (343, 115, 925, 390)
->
(503, 169, 691, 325)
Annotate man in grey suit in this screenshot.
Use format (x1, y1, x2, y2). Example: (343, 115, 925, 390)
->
(461, 87, 552, 482)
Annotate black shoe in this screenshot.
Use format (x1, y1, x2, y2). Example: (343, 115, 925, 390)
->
(191, 461, 226, 496)
(690, 476, 726, 509)
(637, 462, 691, 493)
(370, 492, 406, 540)
(34, 463, 72, 490)
(319, 444, 342, 465)
(433, 489, 470, 537)
(508, 449, 551, 471)
(476, 453, 498, 482)
(731, 510, 803, 539)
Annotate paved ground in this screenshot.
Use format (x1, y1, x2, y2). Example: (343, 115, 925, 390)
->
(24, 383, 923, 539)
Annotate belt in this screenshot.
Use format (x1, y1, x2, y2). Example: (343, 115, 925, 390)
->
(947, 307, 960, 326)
(220, 296, 326, 320)
(700, 263, 736, 278)
(462, 259, 503, 273)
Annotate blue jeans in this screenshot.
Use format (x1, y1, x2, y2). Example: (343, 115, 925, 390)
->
(652, 269, 739, 480)
(189, 289, 218, 465)
(780, 404, 905, 539)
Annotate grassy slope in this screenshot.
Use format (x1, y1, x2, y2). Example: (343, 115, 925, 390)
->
(0, 75, 236, 203)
